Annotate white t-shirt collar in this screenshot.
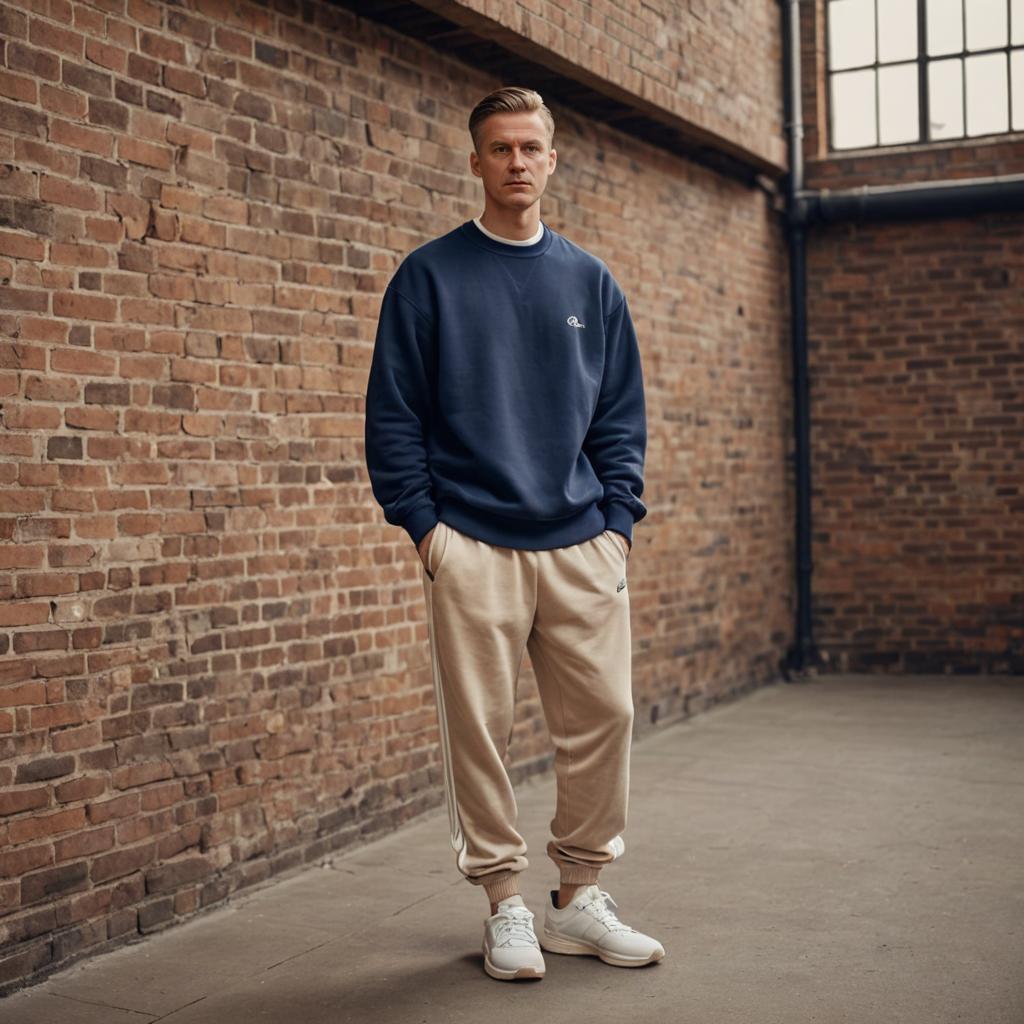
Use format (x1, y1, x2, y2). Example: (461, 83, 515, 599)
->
(472, 215, 545, 246)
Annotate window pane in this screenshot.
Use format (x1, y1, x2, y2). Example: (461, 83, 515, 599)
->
(929, 57, 965, 136)
(832, 68, 878, 147)
(1012, 50, 1024, 127)
(965, 0, 1008, 50)
(879, 63, 921, 142)
(966, 52, 1009, 133)
(1014, 0, 1024, 44)
(928, 0, 964, 55)
(829, 0, 876, 70)
(879, 0, 918, 62)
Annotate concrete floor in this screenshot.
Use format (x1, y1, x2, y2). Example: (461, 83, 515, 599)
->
(3, 674, 1023, 1023)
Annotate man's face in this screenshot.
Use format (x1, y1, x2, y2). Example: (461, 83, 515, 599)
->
(469, 111, 556, 213)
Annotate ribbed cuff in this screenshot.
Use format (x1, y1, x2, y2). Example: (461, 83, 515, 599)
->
(482, 873, 521, 903)
(602, 501, 635, 547)
(403, 505, 439, 548)
(557, 863, 603, 886)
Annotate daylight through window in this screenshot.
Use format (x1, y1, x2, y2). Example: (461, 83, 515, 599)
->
(827, 0, 1024, 149)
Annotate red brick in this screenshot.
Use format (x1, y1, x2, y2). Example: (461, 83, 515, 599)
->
(21, 860, 89, 904)
(53, 825, 115, 862)
(51, 721, 102, 752)
(0, 787, 49, 816)
(90, 841, 156, 884)
(87, 792, 139, 824)
(28, 18, 83, 58)
(0, 842, 53, 879)
(54, 774, 107, 803)
(8, 806, 85, 845)
(145, 855, 213, 894)
(110, 761, 173, 790)
(14, 755, 75, 784)
(0, 682, 47, 707)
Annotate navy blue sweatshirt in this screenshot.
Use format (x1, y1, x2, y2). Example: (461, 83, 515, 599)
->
(364, 218, 647, 551)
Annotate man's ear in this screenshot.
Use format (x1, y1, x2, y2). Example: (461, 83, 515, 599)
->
(469, 151, 480, 178)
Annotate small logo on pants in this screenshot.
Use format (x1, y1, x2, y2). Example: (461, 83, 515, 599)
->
(617, 577, 626, 592)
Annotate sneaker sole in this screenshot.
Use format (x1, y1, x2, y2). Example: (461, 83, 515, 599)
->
(539, 929, 665, 968)
(482, 946, 545, 980)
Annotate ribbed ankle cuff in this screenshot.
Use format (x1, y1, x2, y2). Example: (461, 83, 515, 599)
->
(482, 873, 521, 904)
(558, 863, 603, 886)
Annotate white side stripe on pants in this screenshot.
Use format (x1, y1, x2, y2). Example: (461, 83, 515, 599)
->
(424, 576, 469, 872)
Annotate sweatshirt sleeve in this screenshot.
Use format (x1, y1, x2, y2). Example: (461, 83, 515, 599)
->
(364, 284, 439, 547)
(582, 294, 648, 547)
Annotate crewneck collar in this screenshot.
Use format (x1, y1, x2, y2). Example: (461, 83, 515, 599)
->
(473, 216, 544, 245)
(461, 218, 553, 258)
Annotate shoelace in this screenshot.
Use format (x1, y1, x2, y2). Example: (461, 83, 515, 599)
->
(577, 889, 637, 934)
(493, 906, 540, 947)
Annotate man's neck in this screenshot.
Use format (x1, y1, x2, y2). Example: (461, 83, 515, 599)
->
(477, 210, 542, 242)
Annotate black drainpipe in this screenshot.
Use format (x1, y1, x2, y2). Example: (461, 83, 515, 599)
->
(799, 173, 1024, 222)
(778, 0, 1024, 678)
(781, 0, 818, 677)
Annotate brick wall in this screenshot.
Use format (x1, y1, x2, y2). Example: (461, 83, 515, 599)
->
(805, 210, 1024, 673)
(800, 1, 1024, 672)
(0, 0, 791, 990)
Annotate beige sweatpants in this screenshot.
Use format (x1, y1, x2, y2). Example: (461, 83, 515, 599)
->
(421, 520, 635, 906)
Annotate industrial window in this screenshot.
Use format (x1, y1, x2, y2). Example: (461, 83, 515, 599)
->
(827, 0, 1024, 149)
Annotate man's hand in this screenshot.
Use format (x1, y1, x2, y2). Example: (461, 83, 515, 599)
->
(417, 525, 437, 571)
(609, 530, 630, 558)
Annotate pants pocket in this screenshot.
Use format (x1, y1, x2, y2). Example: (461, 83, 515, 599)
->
(599, 528, 628, 565)
(425, 522, 452, 582)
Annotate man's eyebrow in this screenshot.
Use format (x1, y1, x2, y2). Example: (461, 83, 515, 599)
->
(489, 138, 545, 146)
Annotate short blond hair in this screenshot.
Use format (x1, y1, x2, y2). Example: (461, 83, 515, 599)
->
(468, 86, 555, 153)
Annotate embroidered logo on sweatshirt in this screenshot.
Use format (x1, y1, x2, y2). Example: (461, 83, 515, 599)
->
(566, 315, 586, 328)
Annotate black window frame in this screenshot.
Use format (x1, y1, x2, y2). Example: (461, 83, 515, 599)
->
(825, 0, 1024, 150)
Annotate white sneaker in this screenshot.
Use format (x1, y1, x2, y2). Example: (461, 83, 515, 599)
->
(482, 894, 546, 980)
(540, 884, 666, 967)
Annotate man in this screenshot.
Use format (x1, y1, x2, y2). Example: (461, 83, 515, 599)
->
(364, 86, 664, 981)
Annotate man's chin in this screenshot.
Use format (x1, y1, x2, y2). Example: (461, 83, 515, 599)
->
(491, 191, 540, 210)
